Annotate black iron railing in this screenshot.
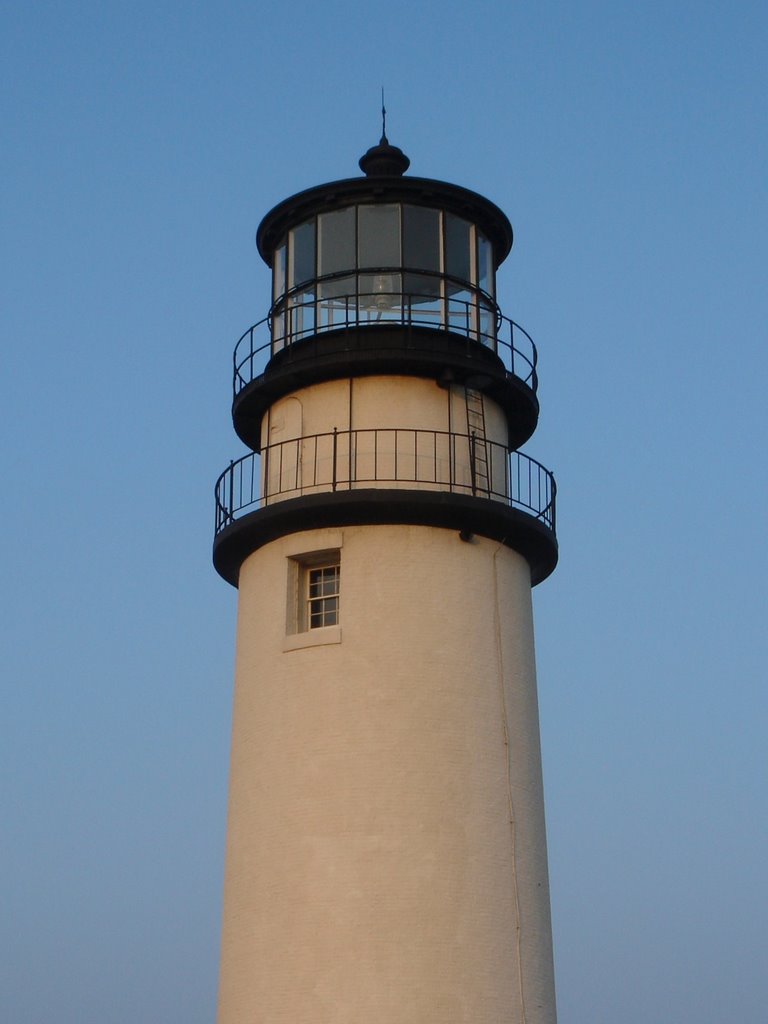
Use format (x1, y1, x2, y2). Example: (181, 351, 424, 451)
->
(214, 429, 555, 537)
(233, 281, 537, 397)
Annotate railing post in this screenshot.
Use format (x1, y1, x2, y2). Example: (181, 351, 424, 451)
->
(332, 428, 338, 492)
(228, 460, 234, 523)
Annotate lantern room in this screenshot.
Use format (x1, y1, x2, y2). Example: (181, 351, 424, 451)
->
(267, 198, 498, 349)
(231, 138, 539, 452)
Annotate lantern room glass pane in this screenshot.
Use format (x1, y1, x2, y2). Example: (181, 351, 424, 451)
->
(404, 271, 440, 301)
(358, 204, 400, 268)
(445, 214, 471, 285)
(289, 220, 315, 290)
(478, 300, 494, 345)
(318, 275, 355, 329)
(273, 244, 286, 300)
(272, 310, 285, 349)
(403, 206, 440, 272)
(478, 232, 493, 297)
(405, 277, 444, 325)
(318, 272, 355, 302)
(287, 289, 315, 341)
(446, 286, 474, 333)
(359, 272, 402, 317)
(318, 207, 355, 278)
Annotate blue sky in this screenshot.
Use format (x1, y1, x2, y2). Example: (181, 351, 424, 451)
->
(2, 2, 767, 1021)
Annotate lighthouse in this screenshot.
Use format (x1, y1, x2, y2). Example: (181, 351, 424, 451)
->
(212, 135, 558, 1023)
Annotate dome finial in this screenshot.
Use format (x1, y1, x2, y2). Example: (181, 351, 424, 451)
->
(359, 92, 410, 176)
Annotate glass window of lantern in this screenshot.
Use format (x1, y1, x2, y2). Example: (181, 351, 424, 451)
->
(286, 289, 315, 341)
(477, 298, 494, 345)
(477, 231, 493, 298)
(358, 205, 401, 314)
(318, 207, 355, 278)
(444, 214, 471, 284)
(358, 270, 402, 317)
(318, 207, 356, 302)
(403, 206, 440, 270)
(358, 204, 400, 268)
(443, 214, 473, 334)
(288, 220, 316, 291)
(403, 206, 441, 301)
(273, 244, 286, 301)
(272, 310, 285, 349)
(317, 275, 356, 329)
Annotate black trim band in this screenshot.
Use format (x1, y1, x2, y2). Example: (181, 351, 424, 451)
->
(212, 489, 558, 589)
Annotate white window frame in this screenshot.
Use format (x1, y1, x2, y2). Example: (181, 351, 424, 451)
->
(305, 562, 340, 630)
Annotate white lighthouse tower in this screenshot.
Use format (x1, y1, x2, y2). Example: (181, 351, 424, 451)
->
(213, 135, 559, 1024)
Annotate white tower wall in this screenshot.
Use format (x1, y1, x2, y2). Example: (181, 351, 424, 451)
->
(217, 522, 556, 1024)
(264, 376, 508, 443)
(262, 376, 511, 504)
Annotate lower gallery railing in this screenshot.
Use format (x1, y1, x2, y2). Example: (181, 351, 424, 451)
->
(215, 429, 556, 537)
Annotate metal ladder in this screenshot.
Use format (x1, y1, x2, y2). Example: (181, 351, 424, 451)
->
(465, 387, 490, 496)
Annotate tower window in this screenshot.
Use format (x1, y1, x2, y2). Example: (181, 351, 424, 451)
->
(286, 548, 342, 634)
(307, 563, 340, 628)
(285, 546, 342, 643)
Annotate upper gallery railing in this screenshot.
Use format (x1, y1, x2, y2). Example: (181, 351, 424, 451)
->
(233, 275, 538, 397)
(214, 428, 556, 537)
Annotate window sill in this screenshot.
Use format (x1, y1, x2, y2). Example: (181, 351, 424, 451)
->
(283, 625, 342, 652)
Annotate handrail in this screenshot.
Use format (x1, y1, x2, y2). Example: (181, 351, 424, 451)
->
(214, 428, 556, 537)
(232, 284, 538, 398)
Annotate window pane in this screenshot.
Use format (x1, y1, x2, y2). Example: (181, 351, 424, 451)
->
(403, 206, 440, 272)
(445, 287, 473, 335)
(358, 204, 400, 268)
(273, 244, 286, 300)
(359, 272, 402, 315)
(478, 232, 493, 296)
(405, 278, 444, 326)
(318, 207, 355, 277)
(318, 273, 355, 301)
(317, 276, 356, 330)
(308, 570, 339, 625)
(310, 606, 324, 627)
(478, 303, 494, 345)
(404, 272, 440, 300)
(289, 220, 316, 289)
(286, 289, 315, 341)
(445, 214, 471, 283)
(272, 310, 285, 348)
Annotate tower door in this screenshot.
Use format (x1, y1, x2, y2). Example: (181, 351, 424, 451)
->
(262, 397, 303, 503)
